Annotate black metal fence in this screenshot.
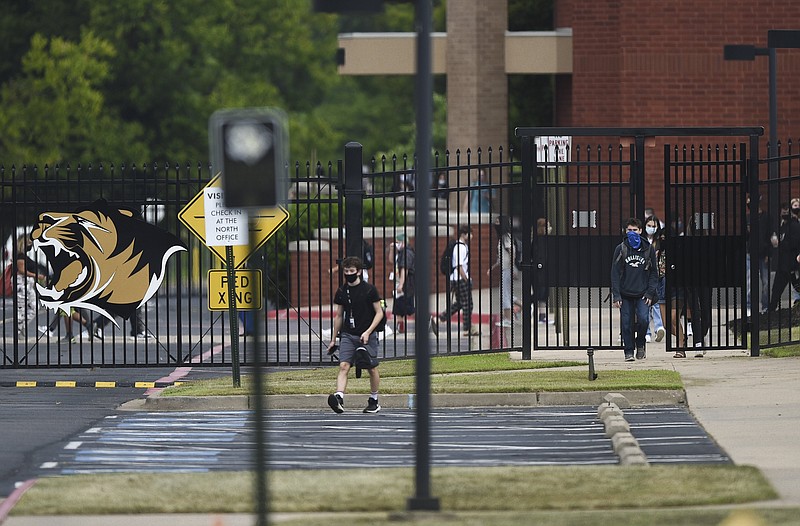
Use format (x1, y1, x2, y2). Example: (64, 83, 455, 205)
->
(3, 127, 798, 368)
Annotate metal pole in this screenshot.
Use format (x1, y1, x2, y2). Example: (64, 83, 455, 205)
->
(767, 47, 778, 215)
(407, 0, 439, 512)
(226, 245, 241, 387)
(344, 143, 365, 257)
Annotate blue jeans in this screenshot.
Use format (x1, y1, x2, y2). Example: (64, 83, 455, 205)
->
(620, 296, 650, 355)
(647, 277, 665, 336)
(746, 254, 769, 313)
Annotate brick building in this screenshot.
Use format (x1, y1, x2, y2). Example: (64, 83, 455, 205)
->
(555, 0, 800, 216)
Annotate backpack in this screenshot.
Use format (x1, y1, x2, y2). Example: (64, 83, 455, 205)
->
(376, 299, 387, 332)
(398, 246, 415, 273)
(362, 240, 375, 270)
(439, 239, 460, 276)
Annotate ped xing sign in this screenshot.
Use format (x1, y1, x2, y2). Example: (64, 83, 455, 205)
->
(208, 269, 262, 311)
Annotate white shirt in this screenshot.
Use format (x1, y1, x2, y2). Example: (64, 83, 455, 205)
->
(450, 241, 469, 281)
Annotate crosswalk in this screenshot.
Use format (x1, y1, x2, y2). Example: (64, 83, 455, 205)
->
(39, 406, 729, 476)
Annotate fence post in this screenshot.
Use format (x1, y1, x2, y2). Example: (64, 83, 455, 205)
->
(748, 134, 761, 357)
(520, 135, 534, 360)
(344, 142, 364, 260)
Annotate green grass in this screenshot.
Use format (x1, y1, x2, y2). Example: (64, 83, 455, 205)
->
(161, 353, 682, 396)
(13, 465, 777, 516)
(760, 342, 800, 358)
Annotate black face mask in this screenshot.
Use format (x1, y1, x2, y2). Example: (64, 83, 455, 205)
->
(345, 273, 359, 284)
(793, 208, 800, 215)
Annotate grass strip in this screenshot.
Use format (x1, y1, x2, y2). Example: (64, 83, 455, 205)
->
(13, 465, 776, 516)
(163, 353, 681, 396)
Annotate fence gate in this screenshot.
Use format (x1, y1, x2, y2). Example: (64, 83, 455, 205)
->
(517, 127, 761, 357)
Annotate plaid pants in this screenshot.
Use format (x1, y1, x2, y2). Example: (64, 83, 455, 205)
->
(440, 279, 473, 329)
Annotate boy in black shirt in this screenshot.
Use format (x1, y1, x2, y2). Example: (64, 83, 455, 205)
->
(327, 256, 384, 413)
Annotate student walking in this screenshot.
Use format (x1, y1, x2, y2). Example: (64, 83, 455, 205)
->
(610, 218, 659, 362)
(390, 233, 416, 334)
(326, 256, 384, 414)
(431, 225, 479, 337)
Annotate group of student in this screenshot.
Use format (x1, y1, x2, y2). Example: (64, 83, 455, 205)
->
(611, 198, 800, 362)
(326, 217, 564, 413)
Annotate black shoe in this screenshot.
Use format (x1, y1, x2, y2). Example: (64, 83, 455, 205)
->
(327, 393, 344, 414)
(635, 346, 646, 360)
(429, 316, 439, 336)
(624, 353, 635, 362)
(363, 397, 381, 413)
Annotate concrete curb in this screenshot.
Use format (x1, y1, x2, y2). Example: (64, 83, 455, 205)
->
(597, 394, 649, 466)
(120, 389, 686, 412)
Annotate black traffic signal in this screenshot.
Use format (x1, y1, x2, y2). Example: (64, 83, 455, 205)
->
(209, 108, 288, 209)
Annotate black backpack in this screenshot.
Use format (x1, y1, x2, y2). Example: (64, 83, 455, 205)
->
(439, 239, 460, 276)
(362, 240, 375, 270)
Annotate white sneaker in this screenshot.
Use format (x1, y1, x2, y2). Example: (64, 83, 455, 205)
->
(38, 325, 54, 337)
(694, 342, 705, 357)
(655, 327, 666, 343)
(645, 334, 652, 343)
(686, 322, 693, 337)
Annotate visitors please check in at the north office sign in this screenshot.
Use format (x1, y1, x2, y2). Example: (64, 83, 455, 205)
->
(203, 188, 249, 247)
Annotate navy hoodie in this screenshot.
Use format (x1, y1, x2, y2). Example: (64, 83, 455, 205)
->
(610, 236, 658, 302)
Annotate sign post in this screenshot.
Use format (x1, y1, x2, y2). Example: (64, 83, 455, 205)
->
(178, 175, 289, 388)
(202, 186, 250, 387)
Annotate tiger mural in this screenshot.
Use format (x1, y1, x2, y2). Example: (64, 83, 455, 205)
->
(30, 199, 187, 324)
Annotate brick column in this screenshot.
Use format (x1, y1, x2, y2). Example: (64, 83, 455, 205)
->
(446, 0, 508, 153)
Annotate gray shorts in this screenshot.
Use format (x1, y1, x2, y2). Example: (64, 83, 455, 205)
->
(338, 332, 379, 367)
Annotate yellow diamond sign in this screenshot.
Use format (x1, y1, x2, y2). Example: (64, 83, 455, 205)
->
(179, 174, 290, 268)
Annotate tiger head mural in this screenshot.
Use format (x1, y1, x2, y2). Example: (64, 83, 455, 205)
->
(31, 199, 187, 323)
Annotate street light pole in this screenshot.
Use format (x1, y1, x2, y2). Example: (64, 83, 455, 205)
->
(722, 44, 778, 212)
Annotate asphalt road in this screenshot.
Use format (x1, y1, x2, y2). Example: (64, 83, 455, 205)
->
(0, 366, 230, 497)
(32, 406, 730, 479)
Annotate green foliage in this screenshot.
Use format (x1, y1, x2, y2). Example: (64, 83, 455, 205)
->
(363, 198, 406, 227)
(0, 0, 555, 170)
(0, 31, 149, 166)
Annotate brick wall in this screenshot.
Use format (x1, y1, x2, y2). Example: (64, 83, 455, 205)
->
(556, 0, 800, 219)
(289, 224, 497, 309)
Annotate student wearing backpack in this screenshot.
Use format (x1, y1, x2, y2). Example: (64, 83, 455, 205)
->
(390, 233, 415, 333)
(326, 256, 383, 414)
(610, 218, 659, 361)
(431, 225, 479, 337)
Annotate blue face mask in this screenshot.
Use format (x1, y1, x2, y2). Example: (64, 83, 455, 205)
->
(626, 231, 641, 249)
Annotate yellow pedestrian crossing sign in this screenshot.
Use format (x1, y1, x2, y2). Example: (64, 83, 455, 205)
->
(207, 269, 262, 311)
(178, 174, 290, 268)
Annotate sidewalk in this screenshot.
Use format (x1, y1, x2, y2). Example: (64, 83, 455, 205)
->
(538, 347, 800, 505)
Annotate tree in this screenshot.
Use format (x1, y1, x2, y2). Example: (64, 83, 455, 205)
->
(0, 32, 148, 166)
(87, 0, 341, 162)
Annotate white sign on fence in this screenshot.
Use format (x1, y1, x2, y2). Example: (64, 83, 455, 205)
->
(535, 136, 572, 168)
(203, 187, 249, 247)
